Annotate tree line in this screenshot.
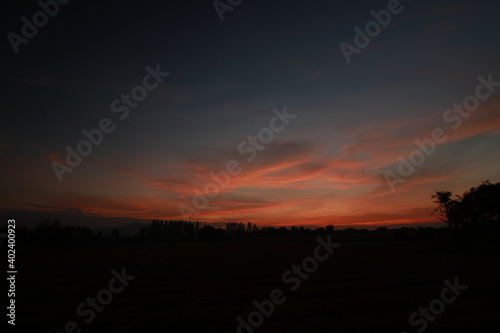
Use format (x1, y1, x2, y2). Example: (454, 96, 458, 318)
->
(3, 180, 497, 246)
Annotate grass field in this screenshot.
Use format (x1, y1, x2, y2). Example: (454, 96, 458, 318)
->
(16, 236, 500, 333)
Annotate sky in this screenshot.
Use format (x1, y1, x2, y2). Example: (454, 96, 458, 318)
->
(1, 0, 500, 229)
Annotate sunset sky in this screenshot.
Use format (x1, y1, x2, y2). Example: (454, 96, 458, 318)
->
(1, 0, 500, 228)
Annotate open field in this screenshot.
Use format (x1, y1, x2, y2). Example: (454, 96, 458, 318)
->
(16, 236, 500, 333)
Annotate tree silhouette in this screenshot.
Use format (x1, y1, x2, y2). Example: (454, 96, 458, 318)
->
(432, 191, 459, 228)
(432, 180, 500, 230)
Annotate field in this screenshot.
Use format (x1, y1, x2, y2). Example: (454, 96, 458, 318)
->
(15, 236, 500, 333)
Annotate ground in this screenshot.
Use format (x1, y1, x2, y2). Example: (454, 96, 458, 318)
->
(16, 235, 500, 333)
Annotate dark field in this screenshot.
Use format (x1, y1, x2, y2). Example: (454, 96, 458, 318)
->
(16, 237, 500, 333)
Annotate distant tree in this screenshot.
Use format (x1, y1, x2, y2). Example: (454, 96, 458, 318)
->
(432, 180, 500, 229)
(432, 191, 455, 225)
(111, 228, 120, 237)
(325, 225, 335, 233)
(28, 219, 96, 246)
(197, 225, 226, 241)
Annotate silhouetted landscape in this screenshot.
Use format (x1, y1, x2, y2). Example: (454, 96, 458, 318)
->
(2, 0, 500, 332)
(2, 181, 499, 332)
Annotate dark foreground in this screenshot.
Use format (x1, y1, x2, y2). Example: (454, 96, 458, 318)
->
(13, 236, 500, 333)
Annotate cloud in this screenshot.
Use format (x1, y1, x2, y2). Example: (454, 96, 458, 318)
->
(4, 202, 86, 216)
